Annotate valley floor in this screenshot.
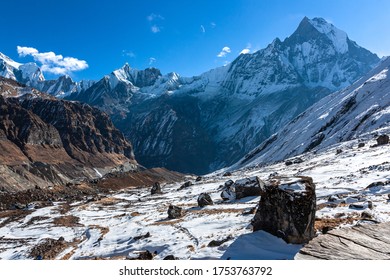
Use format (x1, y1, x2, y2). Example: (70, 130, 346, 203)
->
(0, 136, 390, 260)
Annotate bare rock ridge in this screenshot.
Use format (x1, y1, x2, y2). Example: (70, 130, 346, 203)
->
(0, 77, 137, 192)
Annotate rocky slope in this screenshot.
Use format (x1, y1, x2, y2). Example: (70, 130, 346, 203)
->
(232, 56, 390, 170)
(0, 77, 137, 192)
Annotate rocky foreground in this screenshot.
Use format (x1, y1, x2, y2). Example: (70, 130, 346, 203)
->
(0, 133, 389, 260)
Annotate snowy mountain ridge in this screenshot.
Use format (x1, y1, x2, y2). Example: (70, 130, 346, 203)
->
(232, 57, 390, 170)
(0, 17, 381, 174)
(0, 53, 95, 97)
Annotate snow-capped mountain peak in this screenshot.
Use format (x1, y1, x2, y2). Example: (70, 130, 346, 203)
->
(18, 62, 45, 84)
(308, 17, 348, 53)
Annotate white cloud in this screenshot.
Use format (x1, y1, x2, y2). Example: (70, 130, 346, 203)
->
(149, 57, 156, 65)
(239, 43, 252, 55)
(147, 13, 164, 21)
(17, 46, 38, 56)
(151, 25, 160, 33)
(122, 50, 136, 58)
(200, 25, 205, 33)
(210, 22, 216, 28)
(147, 13, 164, 33)
(217, 46, 231, 57)
(17, 46, 88, 75)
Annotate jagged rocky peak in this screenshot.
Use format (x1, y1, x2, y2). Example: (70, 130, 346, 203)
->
(112, 63, 162, 88)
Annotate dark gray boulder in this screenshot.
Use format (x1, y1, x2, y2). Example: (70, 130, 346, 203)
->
(197, 193, 213, 207)
(167, 205, 184, 219)
(151, 182, 162, 195)
(233, 176, 264, 199)
(252, 176, 316, 244)
(377, 134, 389, 146)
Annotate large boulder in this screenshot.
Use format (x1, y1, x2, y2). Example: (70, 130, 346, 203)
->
(197, 193, 213, 207)
(252, 176, 316, 244)
(233, 176, 264, 199)
(377, 134, 389, 146)
(221, 185, 235, 201)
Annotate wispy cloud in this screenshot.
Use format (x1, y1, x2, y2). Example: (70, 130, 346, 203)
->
(147, 13, 164, 22)
(149, 57, 156, 65)
(200, 25, 205, 33)
(210, 22, 216, 28)
(17, 46, 88, 75)
(217, 46, 231, 57)
(151, 25, 160, 33)
(147, 13, 164, 33)
(122, 50, 136, 58)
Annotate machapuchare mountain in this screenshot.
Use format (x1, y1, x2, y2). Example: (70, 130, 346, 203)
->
(0, 17, 380, 174)
(232, 56, 390, 170)
(0, 77, 137, 192)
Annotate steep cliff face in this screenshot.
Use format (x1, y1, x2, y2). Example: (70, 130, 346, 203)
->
(0, 77, 137, 191)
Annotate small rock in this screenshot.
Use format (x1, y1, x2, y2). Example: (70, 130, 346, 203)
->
(334, 212, 346, 218)
(292, 157, 304, 164)
(358, 142, 365, 148)
(367, 201, 373, 210)
(376, 134, 389, 146)
(197, 193, 213, 207)
(207, 236, 233, 247)
(133, 232, 151, 241)
(195, 176, 202, 182)
(361, 211, 373, 219)
(349, 204, 365, 210)
(327, 195, 339, 202)
(13, 202, 26, 210)
(388, 193, 390, 200)
(224, 179, 234, 187)
(336, 149, 343, 155)
(167, 205, 183, 219)
(223, 171, 232, 177)
(151, 182, 162, 195)
(285, 160, 293, 166)
(179, 181, 193, 190)
(128, 250, 155, 260)
(322, 226, 331, 234)
(163, 255, 177, 260)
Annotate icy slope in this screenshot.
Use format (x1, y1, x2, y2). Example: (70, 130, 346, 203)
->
(234, 57, 390, 169)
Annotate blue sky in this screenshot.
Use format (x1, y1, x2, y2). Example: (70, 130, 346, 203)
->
(1, 0, 389, 81)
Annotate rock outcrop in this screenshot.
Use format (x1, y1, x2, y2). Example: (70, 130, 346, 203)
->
(252, 176, 316, 244)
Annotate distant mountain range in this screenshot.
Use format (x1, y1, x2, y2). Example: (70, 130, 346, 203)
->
(0, 17, 381, 174)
